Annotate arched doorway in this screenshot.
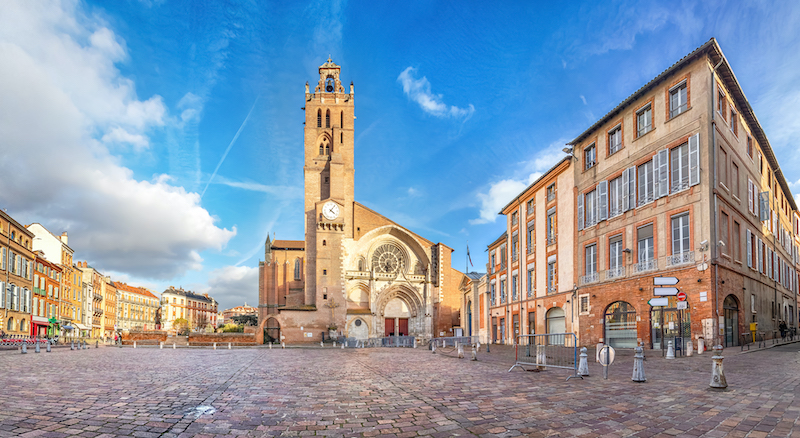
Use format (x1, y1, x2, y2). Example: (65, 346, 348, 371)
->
(375, 284, 424, 338)
(546, 307, 565, 334)
(723, 295, 739, 347)
(604, 301, 637, 348)
(264, 317, 280, 344)
(383, 298, 411, 336)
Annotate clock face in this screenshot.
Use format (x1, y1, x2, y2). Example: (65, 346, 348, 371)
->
(372, 244, 405, 275)
(322, 201, 339, 220)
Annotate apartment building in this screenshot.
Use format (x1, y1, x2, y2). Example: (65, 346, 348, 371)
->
(27, 224, 80, 335)
(115, 282, 159, 331)
(0, 210, 35, 336)
(220, 303, 257, 325)
(76, 261, 104, 338)
(570, 38, 798, 349)
(485, 158, 576, 344)
(31, 255, 62, 337)
(161, 286, 218, 333)
(102, 279, 117, 339)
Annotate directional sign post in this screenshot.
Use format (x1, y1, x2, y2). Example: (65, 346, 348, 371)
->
(654, 287, 680, 296)
(648, 297, 669, 307)
(654, 277, 679, 286)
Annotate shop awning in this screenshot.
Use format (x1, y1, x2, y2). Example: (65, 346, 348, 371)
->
(74, 323, 89, 330)
(63, 325, 75, 330)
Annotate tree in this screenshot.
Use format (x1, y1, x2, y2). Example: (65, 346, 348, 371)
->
(195, 313, 210, 331)
(173, 318, 189, 336)
(231, 315, 258, 326)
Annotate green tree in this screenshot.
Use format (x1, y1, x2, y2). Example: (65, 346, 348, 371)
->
(173, 318, 190, 335)
(231, 315, 258, 326)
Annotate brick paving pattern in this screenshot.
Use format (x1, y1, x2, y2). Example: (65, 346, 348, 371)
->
(1, 342, 799, 437)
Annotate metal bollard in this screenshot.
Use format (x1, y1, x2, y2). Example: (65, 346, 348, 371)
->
(269, 342, 272, 350)
(432, 341, 436, 354)
(213, 343, 216, 350)
(577, 347, 589, 376)
(697, 337, 705, 355)
(281, 342, 285, 349)
(457, 343, 464, 359)
(133, 341, 136, 349)
(471, 344, 478, 361)
(341, 342, 344, 349)
(35, 342, 40, 353)
(320, 341, 324, 347)
(47, 341, 52, 352)
(665, 340, 675, 359)
(333, 341, 336, 347)
(173, 342, 176, 349)
(96, 340, 99, 348)
(160, 342, 163, 349)
(413, 338, 417, 349)
(83, 341, 87, 349)
(709, 345, 728, 389)
(228, 343, 231, 350)
(686, 340, 693, 357)
(21, 343, 27, 354)
(71, 341, 75, 350)
(632, 346, 646, 382)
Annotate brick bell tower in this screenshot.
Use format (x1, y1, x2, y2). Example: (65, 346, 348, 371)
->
(303, 58, 355, 319)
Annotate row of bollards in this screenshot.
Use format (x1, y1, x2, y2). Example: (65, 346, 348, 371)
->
(23, 339, 89, 354)
(575, 343, 726, 389)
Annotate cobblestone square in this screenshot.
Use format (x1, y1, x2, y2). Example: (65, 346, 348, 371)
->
(1, 343, 799, 437)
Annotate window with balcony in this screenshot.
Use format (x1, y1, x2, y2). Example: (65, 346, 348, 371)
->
(637, 159, 655, 206)
(635, 224, 656, 273)
(670, 81, 688, 118)
(670, 142, 689, 193)
(608, 125, 622, 155)
(582, 244, 598, 285)
(607, 234, 624, 280)
(669, 213, 692, 266)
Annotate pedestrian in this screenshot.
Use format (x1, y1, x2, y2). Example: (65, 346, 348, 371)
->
(779, 320, 787, 339)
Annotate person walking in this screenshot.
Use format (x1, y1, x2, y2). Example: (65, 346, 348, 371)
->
(779, 320, 788, 340)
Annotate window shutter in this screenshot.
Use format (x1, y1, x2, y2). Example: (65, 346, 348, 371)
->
(627, 166, 636, 210)
(0, 247, 4, 270)
(577, 192, 584, 230)
(598, 180, 608, 221)
(622, 168, 630, 212)
(0, 281, 4, 309)
(746, 230, 752, 267)
(688, 133, 700, 186)
(657, 148, 669, 197)
(757, 238, 763, 273)
(748, 181, 754, 214)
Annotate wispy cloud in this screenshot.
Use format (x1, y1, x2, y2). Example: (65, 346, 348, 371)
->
(470, 139, 569, 225)
(397, 67, 475, 120)
(213, 175, 302, 199)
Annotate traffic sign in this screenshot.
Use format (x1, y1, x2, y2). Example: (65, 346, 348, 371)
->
(654, 277, 679, 286)
(654, 287, 679, 296)
(676, 301, 688, 310)
(648, 297, 669, 306)
(598, 345, 616, 366)
(676, 291, 687, 301)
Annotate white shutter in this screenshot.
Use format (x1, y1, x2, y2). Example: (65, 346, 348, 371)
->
(0, 247, 4, 270)
(657, 148, 669, 197)
(688, 133, 700, 186)
(0, 281, 4, 309)
(577, 193, 584, 230)
(768, 249, 773, 279)
(757, 238, 763, 273)
(748, 181, 754, 214)
(747, 230, 752, 267)
(628, 166, 636, 210)
(622, 168, 630, 212)
(598, 180, 608, 221)
(754, 187, 760, 219)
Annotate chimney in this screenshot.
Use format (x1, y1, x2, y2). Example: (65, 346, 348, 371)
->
(60, 231, 68, 245)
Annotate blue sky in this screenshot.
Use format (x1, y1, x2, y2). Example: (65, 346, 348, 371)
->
(2, 1, 799, 311)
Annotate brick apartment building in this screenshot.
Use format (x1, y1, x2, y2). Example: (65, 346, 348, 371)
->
(481, 39, 799, 349)
(0, 210, 35, 336)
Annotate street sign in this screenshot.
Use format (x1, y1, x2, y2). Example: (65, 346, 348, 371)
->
(648, 297, 669, 306)
(654, 277, 679, 286)
(676, 291, 687, 301)
(654, 287, 679, 296)
(598, 345, 616, 366)
(677, 301, 688, 310)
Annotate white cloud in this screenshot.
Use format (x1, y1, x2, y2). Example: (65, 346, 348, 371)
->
(580, 95, 588, 105)
(0, 1, 234, 279)
(397, 67, 475, 120)
(471, 140, 569, 225)
(205, 265, 260, 310)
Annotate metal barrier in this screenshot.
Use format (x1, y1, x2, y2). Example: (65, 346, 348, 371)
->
(510, 333, 582, 380)
(338, 336, 416, 348)
(430, 335, 478, 358)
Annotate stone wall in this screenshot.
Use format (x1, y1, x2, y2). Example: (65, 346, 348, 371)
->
(187, 333, 257, 345)
(121, 331, 167, 344)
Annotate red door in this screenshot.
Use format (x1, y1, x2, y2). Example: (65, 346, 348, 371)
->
(398, 318, 409, 336)
(385, 318, 394, 336)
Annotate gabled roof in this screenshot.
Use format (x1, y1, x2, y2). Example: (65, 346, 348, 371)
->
(500, 157, 571, 214)
(487, 232, 507, 250)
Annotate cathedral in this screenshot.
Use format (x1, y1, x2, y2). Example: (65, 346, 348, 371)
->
(257, 59, 466, 344)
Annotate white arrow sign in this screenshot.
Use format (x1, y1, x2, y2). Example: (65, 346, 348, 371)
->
(648, 297, 669, 306)
(654, 287, 679, 296)
(654, 277, 679, 286)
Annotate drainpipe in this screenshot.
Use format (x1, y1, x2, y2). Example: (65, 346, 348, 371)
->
(711, 56, 724, 346)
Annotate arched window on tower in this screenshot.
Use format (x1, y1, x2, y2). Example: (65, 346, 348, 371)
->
(317, 109, 321, 128)
(340, 111, 343, 128)
(319, 144, 324, 155)
(326, 110, 330, 128)
(325, 144, 329, 155)
(294, 259, 301, 281)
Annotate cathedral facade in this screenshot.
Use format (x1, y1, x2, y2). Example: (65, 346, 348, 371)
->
(258, 59, 465, 344)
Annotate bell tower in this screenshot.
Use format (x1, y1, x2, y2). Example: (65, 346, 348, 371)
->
(303, 58, 355, 309)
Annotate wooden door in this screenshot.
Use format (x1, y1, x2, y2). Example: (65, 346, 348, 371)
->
(385, 318, 394, 336)
(398, 318, 409, 336)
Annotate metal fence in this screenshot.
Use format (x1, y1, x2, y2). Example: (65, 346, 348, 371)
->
(430, 335, 478, 358)
(510, 333, 581, 380)
(338, 336, 417, 348)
